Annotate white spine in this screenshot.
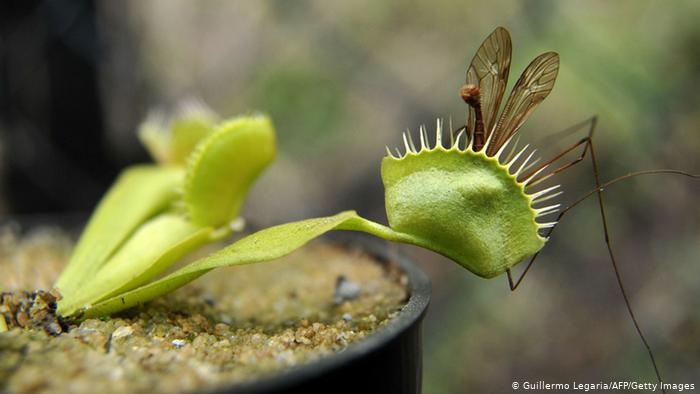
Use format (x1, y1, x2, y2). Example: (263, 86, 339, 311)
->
(435, 119, 443, 149)
(494, 134, 516, 162)
(522, 165, 550, 187)
(532, 190, 563, 205)
(407, 130, 417, 152)
(529, 184, 561, 200)
(422, 126, 430, 149)
(515, 150, 537, 176)
(454, 129, 465, 150)
(403, 133, 412, 154)
(520, 157, 541, 175)
(465, 132, 475, 151)
(507, 144, 530, 171)
(536, 204, 561, 216)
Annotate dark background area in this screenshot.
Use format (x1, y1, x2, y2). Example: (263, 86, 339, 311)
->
(2, 0, 116, 214)
(1, 1, 699, 392)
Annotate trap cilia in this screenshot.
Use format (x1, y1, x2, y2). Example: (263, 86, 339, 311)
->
(2, 26, 697, 390)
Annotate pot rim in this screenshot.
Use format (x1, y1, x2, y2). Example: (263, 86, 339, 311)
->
(206, 233, 431, 394)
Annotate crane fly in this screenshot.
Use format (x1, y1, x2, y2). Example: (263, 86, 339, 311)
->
(460, 26, 558, 156)
(452, 26, 698, 393)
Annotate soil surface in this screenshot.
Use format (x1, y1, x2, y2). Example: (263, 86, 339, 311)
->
(0, 226, 408, 394)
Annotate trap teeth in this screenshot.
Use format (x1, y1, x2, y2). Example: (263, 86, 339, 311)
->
(515, 150, 537, 177)
(453, 129, 465, 149)
(507, 144, 530, 171)
(389, 119, 549, 162)
(407, 130, 417, 152)
(537, 221, 557, 229)
(423, 126, 430, 148)
(391, 120, 475, 158)
(403, 133, 412, 154)
(535, 204, 561, 217)
(529, 185, 561, 200)
(532, 190, 563, 205)
(494, 134, 516, 161)
(465, 132, 475, 151)
(502, 135, 522, 163)
(522, 164, 550, 187)
(520, 157, 541, 176)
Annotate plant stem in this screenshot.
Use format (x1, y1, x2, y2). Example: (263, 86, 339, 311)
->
(335, 215, 421, 245)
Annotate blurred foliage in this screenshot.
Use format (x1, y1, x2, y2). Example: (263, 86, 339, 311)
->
(251, 67, 346, 153)
(3, 0, 700, 392)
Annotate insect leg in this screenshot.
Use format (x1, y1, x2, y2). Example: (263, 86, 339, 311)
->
(509, 168, 699, 292)
(508, 117, 599, 291)
(518, 116, 598, 186)
(505, 118, 700, 392)
(585, 135, 667, 393)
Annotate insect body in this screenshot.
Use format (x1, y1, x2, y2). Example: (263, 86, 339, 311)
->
(461, 27, 558, 155)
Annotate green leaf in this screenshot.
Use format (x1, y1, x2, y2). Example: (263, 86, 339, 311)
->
(58, 214, 212, 317)
(83, 211, 377, 317)
(184, 115, 276, 227)
(55, 166, 184, 298)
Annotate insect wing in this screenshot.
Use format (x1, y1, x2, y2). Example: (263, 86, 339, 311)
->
(466, 26, 512, 139)
(488, 51, 559, 155)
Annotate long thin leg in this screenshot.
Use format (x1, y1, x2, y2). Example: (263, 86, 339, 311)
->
(504, 120, 700, 393)
(518, 116, 597, 186)
(507, 117, 599, 289)
(507, 169, 698, 394)
(587, 140, 667, 393)
(507, 168, 699, 288)
(533, 116, 599, 145)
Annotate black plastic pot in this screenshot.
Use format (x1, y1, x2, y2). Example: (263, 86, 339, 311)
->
(208, 234, 431, 394)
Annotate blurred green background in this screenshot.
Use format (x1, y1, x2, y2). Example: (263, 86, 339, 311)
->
(1, 1, 699, 392)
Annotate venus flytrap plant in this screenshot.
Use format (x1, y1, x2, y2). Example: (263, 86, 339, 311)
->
(44, 28, 675, 323)
(68, 29, 555, 319)
(6, 28, 696, 393)
(80, 119, 546, 317)
(54, 105, 276, 318)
